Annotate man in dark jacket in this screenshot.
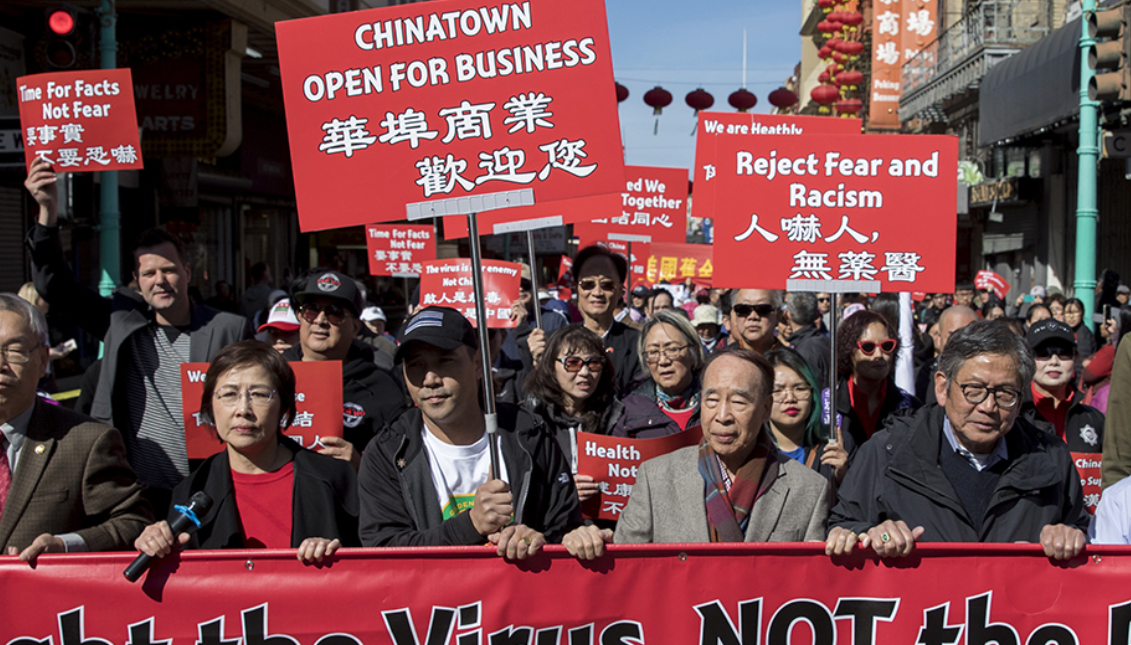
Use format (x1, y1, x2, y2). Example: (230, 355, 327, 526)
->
(24, 158, 248, 508)
(1020, 319, 1105, 514)
(358, 306, 581, 558)
(571, 246, 645, 396)
(283, 270, 406, 468)
(826, 321, 1090, 561)
(784, 292, 829, 388)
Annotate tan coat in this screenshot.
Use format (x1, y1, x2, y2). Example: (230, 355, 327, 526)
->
(0, 399, 152, 553)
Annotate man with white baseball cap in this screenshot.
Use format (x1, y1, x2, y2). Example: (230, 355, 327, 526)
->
(256, 298, 300, 353)
(359, 305, 397, 362)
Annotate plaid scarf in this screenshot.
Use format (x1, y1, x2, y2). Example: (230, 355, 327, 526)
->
(698, 429, 779, 542)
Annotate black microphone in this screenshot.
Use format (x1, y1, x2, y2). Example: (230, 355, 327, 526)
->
(124, 491, 213, 582)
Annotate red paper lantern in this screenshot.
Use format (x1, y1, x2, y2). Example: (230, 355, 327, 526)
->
(615, 82, 629, 103)
(768, 88, 798, 108)
(836, 99, 863, 116)
(818, 0, 834, 12)
(837, 70, 863, 89)
(832, 51, 847, 65)
(817, 20, 840, 34)
(685, 88, 715, 113)
(841, 12, 863, 27)
(838, 41, 865, 57)
(643, 86, 673, 115)
(818, 71, 831, 84)
(811, 85, 840, 114)
(827, 37, 843, 48)
(728, 88, 757, 112)
(827, 11, 844, 23)
(818, 46, 833, 59)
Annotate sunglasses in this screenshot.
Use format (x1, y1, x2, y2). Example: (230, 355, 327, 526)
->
(578, 278, 618, 292)
(817, 297, 830, 303)
(732, 303, 776, 319)
(857, 339, 897, 355)
(558, 356, 605, 372)
(1034, 345, 1074, 360)
(299, 302, 351, 325)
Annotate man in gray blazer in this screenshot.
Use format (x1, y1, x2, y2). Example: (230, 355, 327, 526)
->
(564, 346, 829, 559)
(25, 158, 249, 509)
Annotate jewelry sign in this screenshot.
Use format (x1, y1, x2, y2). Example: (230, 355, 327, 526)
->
(695, 132, 958, 293)
(277, 0, 625, 232)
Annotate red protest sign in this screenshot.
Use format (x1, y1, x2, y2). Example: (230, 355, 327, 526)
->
(180, 361, 343, 459)
(573, 166, 688, 244)
(441, 192, 618, 238)
(576, 427, 702, 521)
(276, 0, 625, 232)
(17, 69, 143, 172)
(419, 258, 521, 327)
(365, 224, 436, 277)
(693, 112, 858, 221)
(1073, 451, 1103, 515)
(699, 133, 958, 293)
(975, 269, 1011, 300)
(643, 242, 713, 287)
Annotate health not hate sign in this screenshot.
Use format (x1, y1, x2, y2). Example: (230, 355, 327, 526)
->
(697, 132, 958, 293)
(17, 69, 143, 172)
(276, 0, 625, 232)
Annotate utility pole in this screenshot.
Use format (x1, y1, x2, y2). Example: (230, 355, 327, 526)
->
(96, 0, 121, 298)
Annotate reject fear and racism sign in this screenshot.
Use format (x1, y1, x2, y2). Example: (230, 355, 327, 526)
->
(419, 258, 521, 327)
(573, 165, 689, 244)
(276, 0, 625, 231)
(17, 69, 144, 172)
(696, 131, 958, 293)
(365, 224, 436, 277)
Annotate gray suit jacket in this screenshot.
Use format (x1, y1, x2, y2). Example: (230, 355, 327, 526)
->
(614, 443, 829, 544)
(0, 399, 153, 553)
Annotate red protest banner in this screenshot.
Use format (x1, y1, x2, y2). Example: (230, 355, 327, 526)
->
(693, 112, 858, 222)
(699, 133, 958, 293)
(573, 165, 689, 244)
(442, 192, 619, 238)
(180, 361, 343, 459)
(1073, 451, 1103, 515)
(7, 544, 1131, 645)
(366, 224, 436, 277)
(17, 69, 143, 172)
(276, 0, 625, 232)
(975, 269, 1011, 300)
(644, 242, 713, 287)
(576, 428, 701, 520)
(420, 258, 521, 327)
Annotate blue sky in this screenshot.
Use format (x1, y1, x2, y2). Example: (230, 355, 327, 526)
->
(605, 0, 803, 174)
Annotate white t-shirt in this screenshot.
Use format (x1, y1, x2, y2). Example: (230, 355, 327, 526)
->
(422, 427, 509, 520)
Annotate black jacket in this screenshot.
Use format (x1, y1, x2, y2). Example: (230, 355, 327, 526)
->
(1020, 393, 1105, 455)
(521, 397, 626, 468)
(827, 377, 920, 447)
(604, 321, 645, 397)
(169, 438, 359, 549)
(829, 405, 1091, 542)
(788, 324, 830, 390)
(358, 405, 582, 547)
(282, 342, 407, 453)
(612, 379, 695, 439)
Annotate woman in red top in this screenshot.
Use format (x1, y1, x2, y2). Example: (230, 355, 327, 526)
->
(134, 341, 358, 565)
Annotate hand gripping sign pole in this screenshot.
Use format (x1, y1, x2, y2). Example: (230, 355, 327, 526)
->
(468, 212, 501, 479)
(526, 230, 543, 330)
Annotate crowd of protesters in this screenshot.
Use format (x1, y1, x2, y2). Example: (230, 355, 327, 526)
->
(5, 157, 1131, 571)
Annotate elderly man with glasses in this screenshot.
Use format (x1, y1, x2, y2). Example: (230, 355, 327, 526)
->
(826, 321, 1090, 561)
(282, 269, 406, 469)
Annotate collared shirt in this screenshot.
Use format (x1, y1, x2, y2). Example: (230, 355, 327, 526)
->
(1031, 382, 1073, 440)
(942, 417, 1008, 472)
(1, 400, 86, 553)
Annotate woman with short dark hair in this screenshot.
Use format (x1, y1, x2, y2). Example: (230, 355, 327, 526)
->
(831, 310, 919, 446)
(134, 340, 359, 564)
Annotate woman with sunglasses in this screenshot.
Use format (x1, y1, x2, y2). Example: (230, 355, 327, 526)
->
(133, 341, 359, 565)
(616, 310, 704, 438)
(523, 325, 625, 503)
(831, 310, 920, 447)
(765, 348, 854, 486)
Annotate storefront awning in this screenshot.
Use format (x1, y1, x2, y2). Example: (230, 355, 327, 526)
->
(978, 18, 1081, 147)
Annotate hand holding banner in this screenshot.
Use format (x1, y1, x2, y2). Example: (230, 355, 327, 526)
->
(975, 269, 1011, 300)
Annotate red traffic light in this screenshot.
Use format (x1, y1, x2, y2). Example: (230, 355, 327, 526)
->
(48, 9, 75, 36)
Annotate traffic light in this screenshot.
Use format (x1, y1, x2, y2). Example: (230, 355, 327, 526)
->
(1089, 6, 1131, 102)
(35, 6, 89, 70)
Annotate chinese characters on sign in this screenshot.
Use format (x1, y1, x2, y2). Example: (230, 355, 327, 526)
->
(574, 165, 688, 245)
(576, 428, 701, 521)
(16, 69, 144, 171)
(643, 242, 713, 287)
(276, 0, 625, 232)
(365, 224, 436, 277)
(419, 258, 521, 328)
(695, 133, 958, 293)
(180, 361, 343, 458)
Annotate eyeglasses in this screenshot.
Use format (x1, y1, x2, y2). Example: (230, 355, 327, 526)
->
(578, 278, 618, 292)
(771, 385, 813, 401)
(0, 343, 41, 364)
(644, 344, 689, 363)
(817, 297, 830, 303)
(956, 383, 1021, 409)
(1034, 345, 1074, 360)
(856, 339, 897, 355)
(558, 356, 605, 372)
(732, 303, 776, 319)
(213, 386, 277, 408)
(299, 302, 350, 325)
